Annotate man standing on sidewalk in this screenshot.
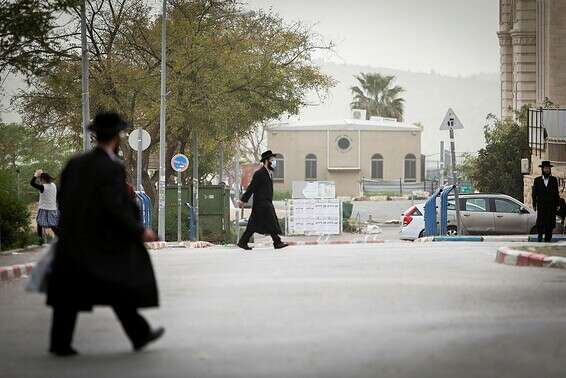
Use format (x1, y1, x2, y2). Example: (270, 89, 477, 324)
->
(47, 111, 164, 356)
(532, 160, 560, 243)
(237, 150, 288, 251)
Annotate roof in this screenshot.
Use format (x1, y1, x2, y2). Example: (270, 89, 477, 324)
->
(268, 118, 422, 132)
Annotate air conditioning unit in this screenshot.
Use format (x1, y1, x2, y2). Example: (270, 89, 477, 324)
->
(351, 109, 367, 120)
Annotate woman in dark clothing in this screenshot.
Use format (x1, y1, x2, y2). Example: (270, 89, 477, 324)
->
(30, 170, 59, 243)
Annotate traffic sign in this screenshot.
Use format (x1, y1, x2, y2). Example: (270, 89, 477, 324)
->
(171, 154, 189, 172)
(440, 108, 464, 130)
(128, 129, 151, 151)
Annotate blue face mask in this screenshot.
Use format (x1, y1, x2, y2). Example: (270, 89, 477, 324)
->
(270, 159, 277, 168)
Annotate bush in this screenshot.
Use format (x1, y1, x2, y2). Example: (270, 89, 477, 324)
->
(0, 192, 33, 251)
(273, 190, 292, 201)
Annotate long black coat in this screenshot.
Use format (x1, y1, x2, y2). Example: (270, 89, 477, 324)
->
(241, 166, 282, 235)
(47, 147, 158, 311)
(532, 175, 560, 230)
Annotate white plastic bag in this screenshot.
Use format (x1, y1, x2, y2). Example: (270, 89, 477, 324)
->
(25, 240, 56, 293)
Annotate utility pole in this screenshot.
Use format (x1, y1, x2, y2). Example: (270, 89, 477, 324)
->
(192, 132, 199, 240)
(80, 0, 91, 152)
(449, 128, 462, 235)
(234, 147, 241, 243)
(157, 0, 167, 240)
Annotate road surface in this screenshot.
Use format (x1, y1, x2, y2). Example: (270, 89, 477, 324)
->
(1, 241, 566, 377)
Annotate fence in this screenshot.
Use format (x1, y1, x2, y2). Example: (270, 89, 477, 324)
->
(528, 108, 566, 159)
(362, 178, 438, 196)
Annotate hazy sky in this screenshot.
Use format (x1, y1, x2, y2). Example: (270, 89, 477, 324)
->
(242, 0, 500, 76)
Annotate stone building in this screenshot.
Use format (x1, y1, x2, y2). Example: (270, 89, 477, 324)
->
(499, 0, 566, 118)
(499, 0, 566, 206)
(266, 117, 422, 197)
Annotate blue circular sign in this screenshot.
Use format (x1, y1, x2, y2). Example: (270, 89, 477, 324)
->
(171, 154, 189, 172)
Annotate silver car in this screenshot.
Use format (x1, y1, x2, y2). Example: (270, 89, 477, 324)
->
(444, 193, 563, 235)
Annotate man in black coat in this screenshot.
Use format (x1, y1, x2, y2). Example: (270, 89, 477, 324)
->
(532, 160, 560, 242)
(237, 150, 288, 250)
(47, 112, 164, 356)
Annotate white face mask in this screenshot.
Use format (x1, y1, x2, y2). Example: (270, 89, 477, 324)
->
(270, 159, 277, 168)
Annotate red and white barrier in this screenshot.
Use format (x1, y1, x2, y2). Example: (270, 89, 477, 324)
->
(0, 263, 34, 282)
(495, 246, 566, 269)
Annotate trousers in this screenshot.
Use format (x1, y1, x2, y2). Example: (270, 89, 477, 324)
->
(239, 228, 281, 245)
(50, 305, 150, 351)
(537, 225, 554, 243)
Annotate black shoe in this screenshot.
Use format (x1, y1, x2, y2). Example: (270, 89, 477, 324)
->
(274, 242, 289, 249)
(49, 347, 79, 357)
(237, 242, 252, 250)
(134, 327, 165, 352)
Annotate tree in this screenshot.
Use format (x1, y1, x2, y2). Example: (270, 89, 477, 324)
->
(16, 0, 334, 206)
(350, 72, 405, 121)
(460, 107, 530, 201)
(0, 0, 79, 78)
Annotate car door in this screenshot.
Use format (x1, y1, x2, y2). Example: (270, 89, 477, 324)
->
(460, 197, 495, 234)
(493, 198, 529, 234)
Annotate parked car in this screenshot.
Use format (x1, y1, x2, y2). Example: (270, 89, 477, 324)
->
(399, 193, 564, 241)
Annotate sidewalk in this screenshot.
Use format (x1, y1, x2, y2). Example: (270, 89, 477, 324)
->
(416, 235, 566, 243)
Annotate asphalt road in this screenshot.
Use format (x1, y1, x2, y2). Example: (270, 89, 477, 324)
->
(1, 242, 566, 378)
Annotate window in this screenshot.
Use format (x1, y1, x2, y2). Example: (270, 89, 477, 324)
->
(305, 154, 317, 180)
(494, 199, 521, 214)
(273, 153, 284, 181)
(404, 154, 417, 182)
(464, 198, 488, 212)
(337, 136, 351, 151)
(371, 153, 383, 179)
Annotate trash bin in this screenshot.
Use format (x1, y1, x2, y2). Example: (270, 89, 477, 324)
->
(199, 184, 231, 242)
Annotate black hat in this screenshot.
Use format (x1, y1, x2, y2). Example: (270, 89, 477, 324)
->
(260, 150, 276, 162)
(539, 160, 553, 168)
(88, 111, 130, 137)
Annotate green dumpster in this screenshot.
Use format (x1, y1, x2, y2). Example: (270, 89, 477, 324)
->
(198, 184, 231, 242)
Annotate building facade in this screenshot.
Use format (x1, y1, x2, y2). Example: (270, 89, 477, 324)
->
(499, 0, 566, 118)
(267, 118, 422, 197)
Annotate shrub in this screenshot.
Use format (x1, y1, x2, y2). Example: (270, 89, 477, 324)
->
(273, 190, 292, 201)
(0, 192, 32, 251)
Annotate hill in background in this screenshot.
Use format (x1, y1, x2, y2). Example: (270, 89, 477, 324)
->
(290, 61, 500, 157)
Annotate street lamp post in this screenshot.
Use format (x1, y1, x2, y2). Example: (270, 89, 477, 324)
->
(157, 0, 167, 240)
(80, 0, 91, 152)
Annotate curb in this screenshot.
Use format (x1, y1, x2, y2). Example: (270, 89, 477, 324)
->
(495, 246, 566, 269)
(0, 263, 34, 282)
(145, 241, 215, 250)
(227, 238, 385, 249)
(415, 236, 484, 242)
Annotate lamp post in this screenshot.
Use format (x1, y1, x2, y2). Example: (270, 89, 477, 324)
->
(80, 0, 91, 151)
(157, 0, 167, 240)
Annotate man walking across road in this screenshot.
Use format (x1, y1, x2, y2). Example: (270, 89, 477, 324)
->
(532, 160, 560, 243)
(237, 150, 288, 251)
(47, 112, 164, 356)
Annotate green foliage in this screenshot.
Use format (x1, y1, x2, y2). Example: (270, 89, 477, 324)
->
(16, 0, 335, 207)
(273, 190, 291, 201)
(460, 108, 530, 201)
(0, 184, 33, 251)
(0, 122, 70, 203)
(350, 73, 405, 121)
(0, 0, 79, 77)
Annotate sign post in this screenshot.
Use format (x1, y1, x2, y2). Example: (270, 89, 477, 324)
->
(128, 129, 151, 191)
(171, 154, 189, 242)
(440, 108, 464, 236)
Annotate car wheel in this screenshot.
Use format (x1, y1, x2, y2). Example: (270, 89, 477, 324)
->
(447, 226, 458, 236)
(530, 226, 537, 235)
(418, 230, 425, 238)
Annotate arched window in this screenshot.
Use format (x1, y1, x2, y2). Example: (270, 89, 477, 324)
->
(273, 153, 284, 181)
(305, 154, 317, 180)
(371, 153, 383, 180)
(404, 153, 417, 182)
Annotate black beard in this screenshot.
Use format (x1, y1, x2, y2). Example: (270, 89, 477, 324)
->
(267, 162, 274, 171)
(543, 172, 550, 177)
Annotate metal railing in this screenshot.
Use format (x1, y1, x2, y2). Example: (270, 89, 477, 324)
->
(361, 178, 435, 195)
(528, 108, 566, 159)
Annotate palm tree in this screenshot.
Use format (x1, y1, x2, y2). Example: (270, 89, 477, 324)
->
(350, 73, 405, 121)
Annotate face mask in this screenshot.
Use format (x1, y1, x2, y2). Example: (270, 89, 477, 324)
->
(270, 159, 277, 168)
